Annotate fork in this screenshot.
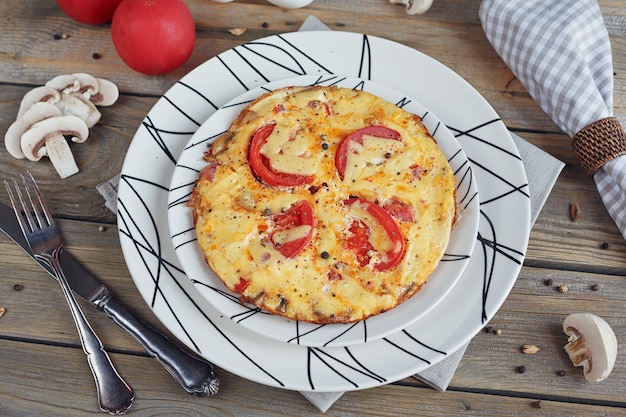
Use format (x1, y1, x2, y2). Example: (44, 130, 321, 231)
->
(5, 173, 135, 415)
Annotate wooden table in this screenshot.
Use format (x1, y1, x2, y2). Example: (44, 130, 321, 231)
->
(1, 1, 625, 415)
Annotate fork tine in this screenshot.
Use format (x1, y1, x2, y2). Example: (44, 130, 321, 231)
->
(23, 172, 53, 228)
(4, 176, 34, 235)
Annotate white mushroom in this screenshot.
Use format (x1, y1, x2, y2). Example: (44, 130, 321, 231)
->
(563, 313, 618, 383)
(20, 115, 89, 179)
(45, 73, 83, 94)
(16, 86, 61, 119)
(91, 78, 119, 106)
(5, 73, 119, 178)
(46, 73, 119, 107)
(389, 0, 433, 15)
(4, 102, 63, 159)
(55, 92, 102, 128)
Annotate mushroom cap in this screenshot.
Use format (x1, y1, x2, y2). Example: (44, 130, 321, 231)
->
(92, 78, 120, 106)
(389, 0, 433, 14)
(45, 73, 101, 97)
(563, 312, 618, 382)
(5, 102, 63, 159)
(20, 115, 89, 161)
(17, 86, 61, 119)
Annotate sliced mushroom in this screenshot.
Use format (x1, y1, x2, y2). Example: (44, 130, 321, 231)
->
(17, 86, 61, 119)
(45, 73, 82, 94)
(55, 92, 102, 128)
(389, 0, 433, 15)
(7, 73, 119, 178)
(46, 73, 119, 107)
(91, 78, 119, 106)
(563, 313, 618, 382)
(5, 102, 63, 159)
(20, 115, 89, 179)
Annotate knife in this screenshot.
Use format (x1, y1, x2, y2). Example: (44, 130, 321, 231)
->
(0, 201, 219, 396)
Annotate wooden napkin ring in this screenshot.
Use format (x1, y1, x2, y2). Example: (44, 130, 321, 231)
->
(572, 117, 626, 176)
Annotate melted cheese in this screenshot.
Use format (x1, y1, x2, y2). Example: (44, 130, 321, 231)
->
(189, 85, 456, 324)
(343, 135, 405, 181)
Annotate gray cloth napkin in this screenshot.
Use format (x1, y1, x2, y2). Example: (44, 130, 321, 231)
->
(98, 14, 564, 413)
(480, 0, 626, 240)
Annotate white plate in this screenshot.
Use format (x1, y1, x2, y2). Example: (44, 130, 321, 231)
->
(167, 74, 480, 347)
(117, 31, 530, 392)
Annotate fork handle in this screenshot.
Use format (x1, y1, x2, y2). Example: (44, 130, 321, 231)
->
(100, 296, 220, 396)
(47, 254, 135, 415)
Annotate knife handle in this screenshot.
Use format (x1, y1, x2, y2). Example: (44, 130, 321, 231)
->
(100, 296, 220, 396)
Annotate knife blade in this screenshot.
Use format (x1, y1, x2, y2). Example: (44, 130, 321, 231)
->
(0, 201, 219, 396)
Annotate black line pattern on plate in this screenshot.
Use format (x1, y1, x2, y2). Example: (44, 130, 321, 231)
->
(118, 32, 530, 391)
(118, 174, 287, 386)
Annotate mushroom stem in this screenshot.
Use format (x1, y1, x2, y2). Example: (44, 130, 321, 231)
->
(45, 133, 79, 179)
(564, 328, 592, 370)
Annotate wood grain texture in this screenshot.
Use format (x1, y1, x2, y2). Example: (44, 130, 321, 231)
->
(0, 0, 625, 415)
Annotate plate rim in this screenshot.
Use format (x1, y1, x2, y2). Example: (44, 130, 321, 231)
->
(116, 30, 531, 392)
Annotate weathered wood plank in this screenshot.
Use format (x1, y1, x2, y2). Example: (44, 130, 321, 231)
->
(1, 338, 624, 417)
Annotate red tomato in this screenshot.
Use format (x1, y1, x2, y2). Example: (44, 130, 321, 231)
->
(335, 125, 401, 180)
(383, 198, 415, 223)
(233, 278, 250, 294)
(110, 0, 196, 75)
(55, 0, 123, 25)
(344, 197, 405, 271)
(269, 200, 314, 258)
(248, 124, 315, 187)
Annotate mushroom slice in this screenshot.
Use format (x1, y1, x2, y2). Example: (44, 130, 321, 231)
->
(45, 73, 82, 94)
(20, 115, 89, 179)
(55, 92, 102, 128)
(91, 78, 119, 106)
(17, 86, 61, 119)
(389, 0, 433, 14)
(563, 313, 618, 382)
(5, 102, 63, 159)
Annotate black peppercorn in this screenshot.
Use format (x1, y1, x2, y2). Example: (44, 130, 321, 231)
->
(543, 278, 553, 286)
(517, 365, 526, 374)
(92, 52, 101, 60)
(601, 242, 609, 249)
(321, 251, 329, 259)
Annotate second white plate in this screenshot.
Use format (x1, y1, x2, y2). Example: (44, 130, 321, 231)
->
(168, 74, 479, 347)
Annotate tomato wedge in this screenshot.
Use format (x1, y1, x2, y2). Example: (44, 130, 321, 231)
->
(344, 197, 405, 271)
(249, 124, 314, 187)
(269, 200, 314, 258)
(335, 125, 401, 180)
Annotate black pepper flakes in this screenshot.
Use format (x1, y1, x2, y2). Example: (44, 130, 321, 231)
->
(532, 400, 542, 409)
(590, 284, 600, 291)
(484, 326, 494, 334)
(543, 278, 553, 286)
